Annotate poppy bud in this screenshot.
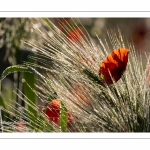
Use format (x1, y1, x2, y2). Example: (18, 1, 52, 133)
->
(45, 99, 77, 125)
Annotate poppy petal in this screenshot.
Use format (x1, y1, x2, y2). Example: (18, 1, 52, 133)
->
(45, 99, 77, 125)
(99, 48, 129, 84)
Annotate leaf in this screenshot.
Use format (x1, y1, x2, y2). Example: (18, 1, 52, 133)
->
(23, 55, 39, 131)
(60, 101, 67, 132)
(0, 96, 9, 124)
(0, 65, 31, 82)
(0, 96, 6, 109)
(23, 72, 37, 117)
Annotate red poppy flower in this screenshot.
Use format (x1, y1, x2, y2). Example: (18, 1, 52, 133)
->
(99, 48, 130, 84)
(45, 99, 77, 125)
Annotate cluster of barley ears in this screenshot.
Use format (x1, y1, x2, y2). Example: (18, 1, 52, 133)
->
(0, 18, 150, 132)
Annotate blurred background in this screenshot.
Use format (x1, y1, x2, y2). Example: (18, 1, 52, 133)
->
(0, 18, 150, 124)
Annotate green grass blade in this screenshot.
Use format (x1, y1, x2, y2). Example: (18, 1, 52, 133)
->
(23, 71, 37, 118)
(23, 56, 38, 131)
(0, 96, 6, 109)
(60, 102, 67, 132)
(0, 65, 31, 82)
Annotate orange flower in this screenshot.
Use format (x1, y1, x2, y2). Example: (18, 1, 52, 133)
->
(99, 48, 129, 84)
(45, 99, 77, 125)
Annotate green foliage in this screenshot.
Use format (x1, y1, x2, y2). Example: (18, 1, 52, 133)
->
(23, 72, 37, 130)
(0, 65, 31, 82)
(60, 101, 67, 132)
